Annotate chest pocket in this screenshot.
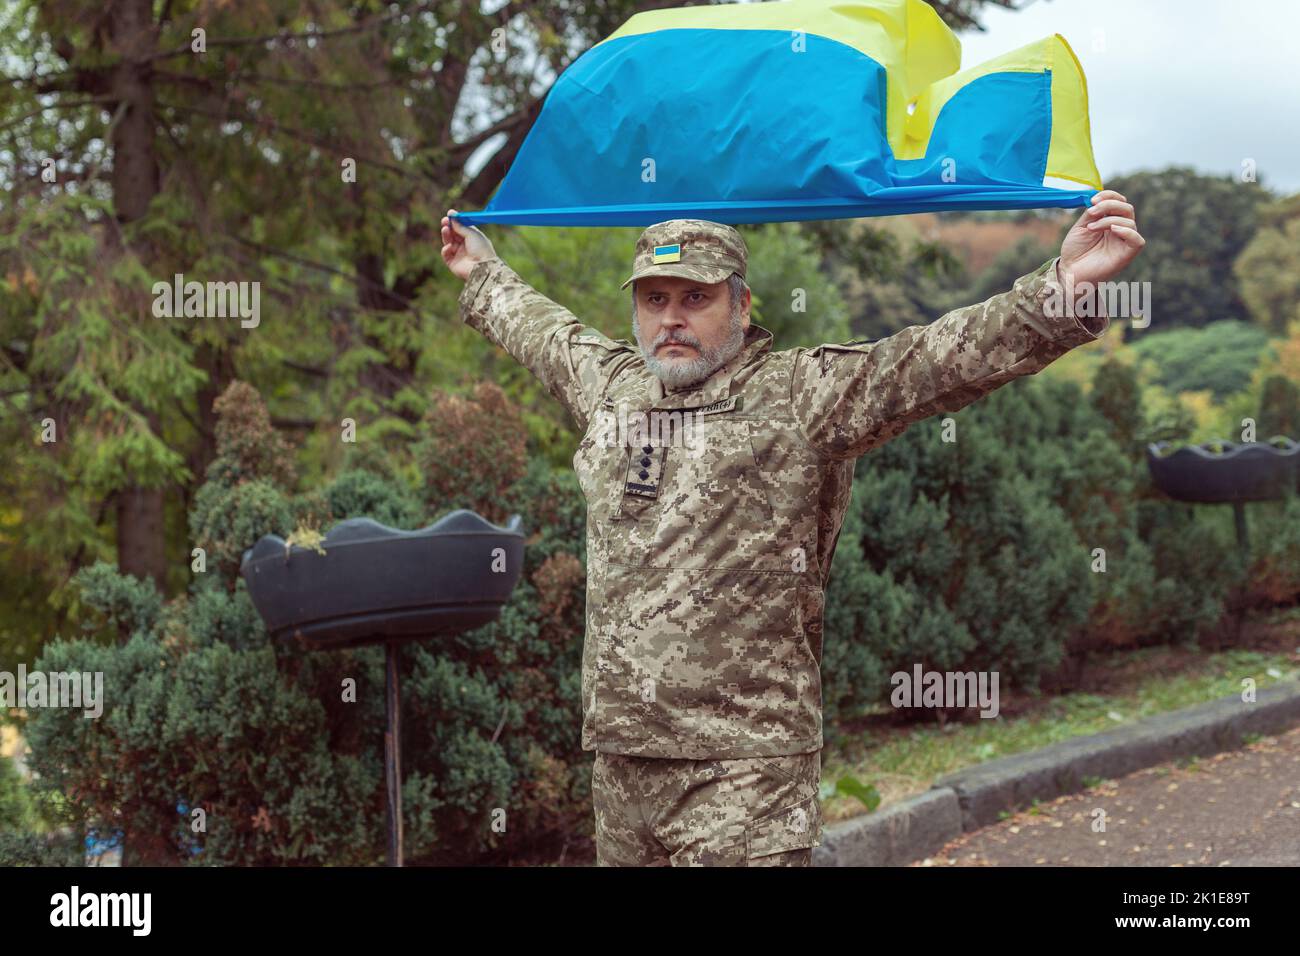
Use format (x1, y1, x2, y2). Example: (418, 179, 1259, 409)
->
(590, 405, 785, 570)
(606, 416, 778, 571)
(660, 418, 774, 524)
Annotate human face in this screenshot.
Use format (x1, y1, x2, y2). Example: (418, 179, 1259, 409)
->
(632, 275, 751, 388)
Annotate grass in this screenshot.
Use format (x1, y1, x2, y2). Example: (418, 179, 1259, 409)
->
(821, 622, 1300, 824)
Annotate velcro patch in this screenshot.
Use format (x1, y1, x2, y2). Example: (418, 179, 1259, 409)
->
(623, 445, 667, 499)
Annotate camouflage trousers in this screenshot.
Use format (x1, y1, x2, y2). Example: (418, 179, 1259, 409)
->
(592, 749, 823, 866)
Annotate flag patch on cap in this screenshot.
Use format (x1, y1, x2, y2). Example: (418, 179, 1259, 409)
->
(652, 243, 681, 263)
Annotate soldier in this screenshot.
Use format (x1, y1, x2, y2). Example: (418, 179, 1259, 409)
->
(439, 192, 1144, 866)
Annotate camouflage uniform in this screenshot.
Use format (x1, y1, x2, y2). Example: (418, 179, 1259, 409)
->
(592, 750, 821, 866)
(458, 219, 1108, 865)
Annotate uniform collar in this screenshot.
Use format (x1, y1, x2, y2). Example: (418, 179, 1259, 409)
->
(645, 323, 774, 409)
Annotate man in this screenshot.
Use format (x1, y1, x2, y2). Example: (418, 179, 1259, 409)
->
(440, 192, 1143, 866)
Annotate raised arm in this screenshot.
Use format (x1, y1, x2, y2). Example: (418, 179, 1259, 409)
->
(790, 189, 1144, 460)
(790, 257, 1103, 458)
(442, 210, 639, 431)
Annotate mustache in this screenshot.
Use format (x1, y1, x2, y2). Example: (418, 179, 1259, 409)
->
(652, 330, 702, 349)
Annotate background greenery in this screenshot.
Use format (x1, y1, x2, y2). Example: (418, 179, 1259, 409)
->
(3, 1, 1299, 865)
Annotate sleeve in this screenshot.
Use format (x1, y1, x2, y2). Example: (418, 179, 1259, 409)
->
(790, 257, 1110, 460)
(458, 256, 642, 432)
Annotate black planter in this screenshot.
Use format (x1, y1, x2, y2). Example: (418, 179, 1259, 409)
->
(240, 509, 526, 650)
(238, 508, 526, 866)
(1146, 438, 1300, 504)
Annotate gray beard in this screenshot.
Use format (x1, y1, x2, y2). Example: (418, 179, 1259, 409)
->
(633, 301, 747, 389)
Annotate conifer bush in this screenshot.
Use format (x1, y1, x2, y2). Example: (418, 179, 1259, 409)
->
(10, 366, 1294, 864)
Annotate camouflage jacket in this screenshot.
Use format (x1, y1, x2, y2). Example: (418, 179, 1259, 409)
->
(459, 255, 1108, 759)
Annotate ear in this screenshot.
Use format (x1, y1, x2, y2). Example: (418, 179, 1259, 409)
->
(741, 286, 752, 330)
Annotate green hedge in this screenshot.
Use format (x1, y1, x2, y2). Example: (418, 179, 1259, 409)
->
(14, 364, 1299, 864)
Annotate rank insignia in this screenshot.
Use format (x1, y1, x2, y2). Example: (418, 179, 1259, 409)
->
(623, 443, 667, 499)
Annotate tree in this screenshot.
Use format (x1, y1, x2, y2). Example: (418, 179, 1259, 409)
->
(1104, 168, 1271, 333)
(1258, 375, 1300, 439)
(1234, 194, 1300, 335)
(1126, 321, 1272, 402)
(0, 0, 702, 647)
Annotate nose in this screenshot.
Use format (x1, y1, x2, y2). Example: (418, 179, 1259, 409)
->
(660, 308, 687, 331)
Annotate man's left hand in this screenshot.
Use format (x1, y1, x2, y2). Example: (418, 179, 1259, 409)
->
(1058, 188, 1146, 287)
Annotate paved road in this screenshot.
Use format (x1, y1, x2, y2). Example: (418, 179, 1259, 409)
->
(915, 725, 1300, 866)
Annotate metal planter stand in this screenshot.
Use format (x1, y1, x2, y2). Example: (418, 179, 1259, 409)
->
(241, 510, 526, 866)
(384, 641, 403, 866)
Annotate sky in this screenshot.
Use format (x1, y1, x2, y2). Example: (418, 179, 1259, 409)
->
(958, 0, 1300, 194)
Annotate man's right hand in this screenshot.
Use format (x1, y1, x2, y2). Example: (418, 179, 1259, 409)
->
(440, 208, 497, 282)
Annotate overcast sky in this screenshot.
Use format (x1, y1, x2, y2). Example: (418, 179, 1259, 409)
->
(959, 0, 1300, 194)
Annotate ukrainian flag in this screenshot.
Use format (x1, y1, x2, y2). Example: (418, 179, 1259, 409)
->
(454, 0, 1102, 227)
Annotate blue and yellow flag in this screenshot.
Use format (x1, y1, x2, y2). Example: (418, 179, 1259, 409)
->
(454, 0, 1101, 227)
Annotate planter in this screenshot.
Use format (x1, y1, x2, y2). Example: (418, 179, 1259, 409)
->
(238, 508, 526, 866)
(1146, 438, 1300, 504)
(240, 509, 525, 650)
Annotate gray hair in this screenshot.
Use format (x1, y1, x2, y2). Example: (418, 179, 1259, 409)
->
(631, 273, 750, 388)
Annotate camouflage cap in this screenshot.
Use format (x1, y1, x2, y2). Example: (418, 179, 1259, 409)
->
(620, 219, 748, 291)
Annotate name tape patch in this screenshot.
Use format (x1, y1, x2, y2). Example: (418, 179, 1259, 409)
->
(600, 396, 743, 417)
(689, 396, 742, 417)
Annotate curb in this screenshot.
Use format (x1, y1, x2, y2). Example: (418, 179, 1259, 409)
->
(813, 678, 1300, 867)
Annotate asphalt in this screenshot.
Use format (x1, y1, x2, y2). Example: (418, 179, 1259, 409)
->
(913, 724, 1300, 867)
